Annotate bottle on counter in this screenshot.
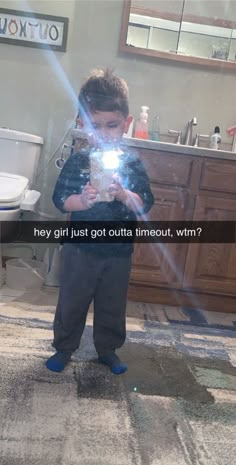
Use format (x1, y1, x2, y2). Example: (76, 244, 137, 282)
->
(226, 125, 236, 152)
(134, 106, 149, 139)
(151, 115, 160, 141)
(210, 126, 222, 150)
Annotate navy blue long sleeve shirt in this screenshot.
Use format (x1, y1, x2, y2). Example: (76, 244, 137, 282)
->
(53, 147, 154, 255)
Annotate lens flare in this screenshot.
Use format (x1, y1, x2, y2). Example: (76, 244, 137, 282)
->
(102, 150, 120, 170)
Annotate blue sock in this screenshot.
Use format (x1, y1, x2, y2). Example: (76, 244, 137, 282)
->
(98, 353, 128, 375)
(45, 351, 71, 373)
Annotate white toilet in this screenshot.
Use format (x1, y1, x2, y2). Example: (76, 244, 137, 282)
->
(0, 128, 43, 221)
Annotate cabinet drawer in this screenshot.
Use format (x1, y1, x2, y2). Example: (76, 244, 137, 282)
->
(137, 149, 193, 187)
(200, 160, 236, 194)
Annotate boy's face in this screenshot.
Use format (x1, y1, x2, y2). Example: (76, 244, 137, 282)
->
(78, 111, 132, 147)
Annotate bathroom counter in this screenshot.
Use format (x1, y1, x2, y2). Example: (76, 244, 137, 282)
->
(122, 136, 236, 161)
(125, 142, 236, 314)
(71, 129, 235, 160)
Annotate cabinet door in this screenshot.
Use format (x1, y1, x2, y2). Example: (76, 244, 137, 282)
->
(130, 186, 189, 287)
(184, 195, 236, 294)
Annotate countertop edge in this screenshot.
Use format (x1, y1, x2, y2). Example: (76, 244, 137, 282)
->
(71, 129, 236, 161)
(122, 137, 236, 161)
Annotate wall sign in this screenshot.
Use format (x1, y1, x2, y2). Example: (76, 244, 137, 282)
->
(0, 8, 68, 52)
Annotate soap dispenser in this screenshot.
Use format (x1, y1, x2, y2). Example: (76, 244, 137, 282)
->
(134, 106, 149, 139)
(210, 126, 222, 150)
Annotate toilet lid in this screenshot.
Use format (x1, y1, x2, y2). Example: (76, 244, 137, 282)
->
(0, 172, 29, 206)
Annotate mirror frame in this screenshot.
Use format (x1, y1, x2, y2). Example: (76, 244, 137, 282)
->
(119, 0, 236, 70)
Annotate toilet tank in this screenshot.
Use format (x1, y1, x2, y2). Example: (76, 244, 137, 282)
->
(0, 128, 43, 187)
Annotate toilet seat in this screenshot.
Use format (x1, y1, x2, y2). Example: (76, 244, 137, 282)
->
(0, 172, 29, 209)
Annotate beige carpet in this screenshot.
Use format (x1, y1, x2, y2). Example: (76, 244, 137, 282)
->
(0, 293, 236, 465)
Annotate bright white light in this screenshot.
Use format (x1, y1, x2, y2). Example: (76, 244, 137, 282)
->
(102, 150, 120, 170)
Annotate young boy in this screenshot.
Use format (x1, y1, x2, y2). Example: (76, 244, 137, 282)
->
(46, 69, 154, 374)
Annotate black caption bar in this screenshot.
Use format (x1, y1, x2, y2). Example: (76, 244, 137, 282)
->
(1, 221, 236, 243)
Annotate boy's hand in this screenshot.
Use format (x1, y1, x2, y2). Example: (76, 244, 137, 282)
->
(81, 182, 98, 209)
(108, 174, 128, 204)
(108, 174, 144, 213)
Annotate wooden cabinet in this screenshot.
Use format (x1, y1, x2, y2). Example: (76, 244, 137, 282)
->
(184, 194, 236, 294)
(131, 186, 189, 286)
(128, 149, 236, 313)
(138, 149, 194, 188)
(131, 149, 195, 288)
(200, 159, 236, 194)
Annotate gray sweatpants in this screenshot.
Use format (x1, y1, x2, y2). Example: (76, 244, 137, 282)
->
(52, 244, 132, 356)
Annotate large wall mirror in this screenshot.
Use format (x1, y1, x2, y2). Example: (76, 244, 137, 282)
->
(119, 0, 236, 69)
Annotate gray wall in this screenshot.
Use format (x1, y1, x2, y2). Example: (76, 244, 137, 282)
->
(0, 0, 236, 218)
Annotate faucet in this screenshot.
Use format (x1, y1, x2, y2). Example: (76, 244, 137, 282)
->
(193, 133, 210, 147)
(184, 117, 197, 145)
(168, 129, 182, 144)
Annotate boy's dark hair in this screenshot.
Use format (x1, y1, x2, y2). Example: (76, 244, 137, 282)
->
(78, 68, 129, 119)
